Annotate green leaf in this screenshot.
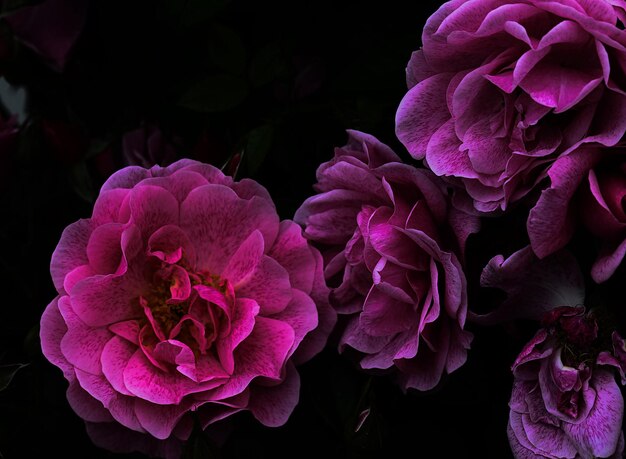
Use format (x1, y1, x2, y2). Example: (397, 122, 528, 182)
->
(69, 161, 96, 204)
(208, 25, 246, 75)
(182, 422, 221, 459)
(0, 363, 28, 392)
(245, 124, 274, 175)
(249, 43, 288, 87)
(178, 75, 248, 113)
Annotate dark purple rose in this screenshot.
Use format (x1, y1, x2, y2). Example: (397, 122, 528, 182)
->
(122, 124, 178, 168)
(295, 131, 477, 391)
(527, 150, 626, 282)
(472, 246, 585, 324)
(6, 0, 87, 71)
(508, 309, 625, 459)
(396, 0, 626, 214)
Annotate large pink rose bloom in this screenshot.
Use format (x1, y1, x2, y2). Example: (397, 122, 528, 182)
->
(396, 0, 626, 214)
(509, 308, 625, 459)
(295, 131, 476, 391)
(40, 159, 335, 457)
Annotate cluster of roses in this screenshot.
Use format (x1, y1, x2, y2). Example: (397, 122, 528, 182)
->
(40, 1, 626, 458)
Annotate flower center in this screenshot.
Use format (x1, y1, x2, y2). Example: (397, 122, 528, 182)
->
(138, 258, 234, 356)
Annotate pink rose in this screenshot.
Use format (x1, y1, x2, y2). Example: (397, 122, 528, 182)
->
(40, 159, 335, 457)
(295, 131, 476, 391)
(508, 308, 625, 459)
(396, 0, 626, 214)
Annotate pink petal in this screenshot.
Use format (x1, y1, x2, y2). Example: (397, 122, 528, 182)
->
(74, 368, 143, 432)
(209, 317, 295, 400)
(86, 223, 125, 274)
(66, 379, 114, 423)
(147, 224, 195, 265)
(180, 183, 279, 274)
(592, 237, 626, 282)
(236, 255, 293, 315)
(216, 298, 260, 374)
(248, 362, 300, 427)
(340, 315, 392, 354)
(292, 246, 335, 363)
(91, 188, 130, 225)
(528, 147, 599, 258)
(268, 220, 317, 293)
(520, 412, 578, 458)
(50, 219, 92, 292)
(134, 398, 197, 440)
(425, 119, 477, 179)
(101, 166, 151, 192)
(40, 296, 73, 379)
(359, 286, 415, 336)
(122, 350, 216, 405)
(396, 319, 450, 391)
(396, 73, 454, 160)
(101, 336, 136, 396)
(128, 185, 179, 238)
(138, 169, 209, 203)
(222, 230, 265, 287)
(268, 289, 318, 361)
(58, 296, 112, 375)
(564, 369, 625, 458)
(71, 272, 143, 327)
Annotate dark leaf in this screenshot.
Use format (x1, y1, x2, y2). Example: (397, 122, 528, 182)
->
(244, 124, 274, 175)
(69, 160, 95, 203)
(249, 43, 288, 87)
(208, 25, 246, 75)
(182, 424, 221, 459)
(178, 75, 248, 113)
(0, 363, 28, 392)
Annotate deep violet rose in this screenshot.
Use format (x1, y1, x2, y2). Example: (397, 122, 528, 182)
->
(396, 0, 626, 214)
(294, 131, 477, 391)
(472, 246, 586, 324)
(508, 307, 625, 459)
(529, 148, 626, 282)
(40, 159, 336, 458)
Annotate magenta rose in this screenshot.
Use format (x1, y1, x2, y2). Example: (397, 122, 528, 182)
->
(295, 131, 476, 391)
(396, 0, 626, 214)
(40, 159, 335, 457)
(508, 307, 625, 459)
(526, 149, 626, 282)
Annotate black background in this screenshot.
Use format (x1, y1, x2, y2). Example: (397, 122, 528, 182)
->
(2, 1, 615, 457)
